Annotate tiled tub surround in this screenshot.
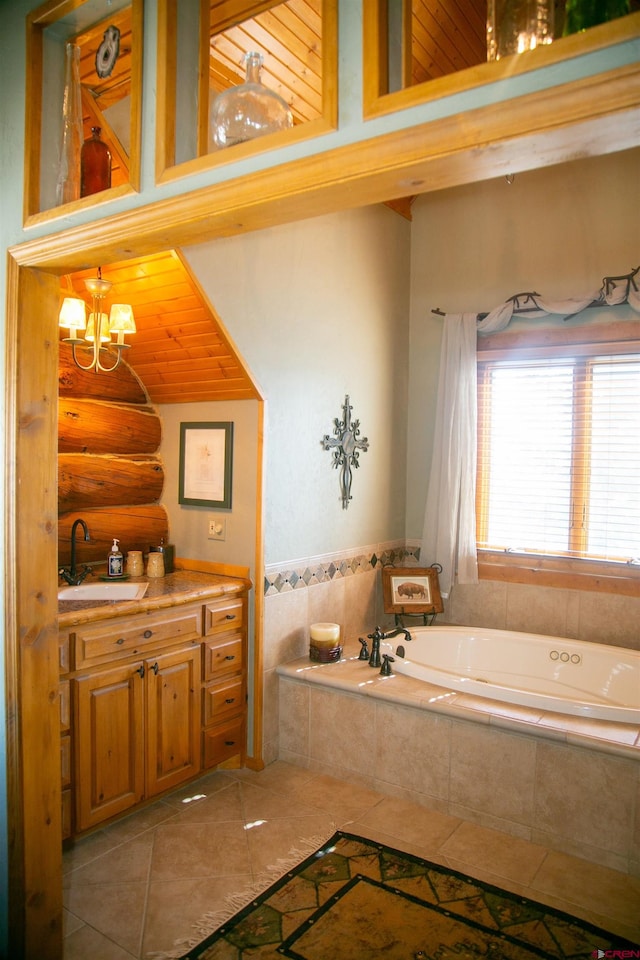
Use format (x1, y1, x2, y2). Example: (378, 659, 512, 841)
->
(277, 640, 640, 877)
(262, 542, 640, 764)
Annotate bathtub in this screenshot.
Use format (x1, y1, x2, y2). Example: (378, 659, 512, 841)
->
(380, 625, 640, 723)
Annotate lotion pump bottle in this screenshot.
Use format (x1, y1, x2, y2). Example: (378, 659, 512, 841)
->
(107, 538, 123, 577)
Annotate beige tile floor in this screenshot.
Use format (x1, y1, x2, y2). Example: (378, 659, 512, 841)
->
(63, 760, 640, 959)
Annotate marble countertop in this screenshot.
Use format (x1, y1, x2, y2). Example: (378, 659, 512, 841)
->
(58, 569, 248, 628)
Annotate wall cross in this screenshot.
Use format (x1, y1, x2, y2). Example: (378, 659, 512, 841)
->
(322, 395, 369, 509)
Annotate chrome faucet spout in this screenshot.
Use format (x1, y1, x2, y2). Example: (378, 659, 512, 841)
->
(60, 518, 92, 585)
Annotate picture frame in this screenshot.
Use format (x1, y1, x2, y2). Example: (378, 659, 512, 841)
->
(381, 567, 444, 615)
(179, 421, 233, 508)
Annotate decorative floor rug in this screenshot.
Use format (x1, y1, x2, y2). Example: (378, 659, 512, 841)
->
(174, 831, 636, 960)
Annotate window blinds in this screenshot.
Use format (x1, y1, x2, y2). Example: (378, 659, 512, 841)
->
(476, 352, 640, 563)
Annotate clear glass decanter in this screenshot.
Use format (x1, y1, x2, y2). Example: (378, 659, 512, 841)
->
(211, 51, 293, 149)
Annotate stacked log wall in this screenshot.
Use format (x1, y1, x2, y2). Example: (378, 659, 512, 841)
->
(58, 344, 168, 567)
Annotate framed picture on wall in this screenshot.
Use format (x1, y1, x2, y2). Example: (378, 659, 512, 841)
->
(179, 421, 233, 508)
(381, 567, 444, 615)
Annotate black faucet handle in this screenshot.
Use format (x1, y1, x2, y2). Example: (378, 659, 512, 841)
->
(357, 636, 370, 660)
(379, 654, 395, 677)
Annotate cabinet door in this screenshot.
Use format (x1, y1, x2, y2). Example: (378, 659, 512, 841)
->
(74, 662, 145, 832)
(146, 646, 201, 797)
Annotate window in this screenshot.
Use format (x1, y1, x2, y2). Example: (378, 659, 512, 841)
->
(477, 343, 640, 567)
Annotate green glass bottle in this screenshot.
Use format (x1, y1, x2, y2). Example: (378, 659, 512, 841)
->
(563, 0, 630, 35)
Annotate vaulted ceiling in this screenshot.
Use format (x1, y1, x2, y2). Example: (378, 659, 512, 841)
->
(62, 251, 260, 405)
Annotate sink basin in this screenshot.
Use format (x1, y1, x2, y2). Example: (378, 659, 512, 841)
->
(58, 581, 149, 602)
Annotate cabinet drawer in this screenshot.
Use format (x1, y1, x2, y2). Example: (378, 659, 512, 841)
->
(74, 605, 203, 668)
(203, 717, 244, 769)
(203, 598, 244, 636)
(203, 677, 244, 726)
(203, 635, 243, 679)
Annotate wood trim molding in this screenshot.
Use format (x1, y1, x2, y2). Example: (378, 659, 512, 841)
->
(12, 62, 640, 273)
(6, 262, 63, 960)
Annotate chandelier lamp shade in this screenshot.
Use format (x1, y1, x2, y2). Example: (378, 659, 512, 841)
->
(59, 270, 136, 372)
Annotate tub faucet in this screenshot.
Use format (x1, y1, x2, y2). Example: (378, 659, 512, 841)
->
(59, 518, 92, 585)
(367, 625, 412, 668)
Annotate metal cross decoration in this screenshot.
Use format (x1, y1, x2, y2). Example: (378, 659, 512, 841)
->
(322, 395, 369, 509)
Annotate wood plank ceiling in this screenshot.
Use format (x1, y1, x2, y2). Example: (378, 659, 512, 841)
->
(62, 252, 260, 405)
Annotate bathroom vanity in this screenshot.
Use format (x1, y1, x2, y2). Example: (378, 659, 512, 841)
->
(58, 569, 249, 838)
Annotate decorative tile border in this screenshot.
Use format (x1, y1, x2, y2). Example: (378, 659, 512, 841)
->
(264, 542, 421, 596)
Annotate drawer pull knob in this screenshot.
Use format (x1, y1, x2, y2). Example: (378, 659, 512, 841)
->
(224, 740, 236, 746)
(136, 664, 145, 678)
(225, 614, 236, 620)
(225, 697, 235, 704)
(143, 630, 153, 639)
(116, 638, 125, 645)
(225, 654, 235, 661)
(151, 662, 159, 675)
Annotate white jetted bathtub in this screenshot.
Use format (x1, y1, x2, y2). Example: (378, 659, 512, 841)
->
(380, 625, 640, 723)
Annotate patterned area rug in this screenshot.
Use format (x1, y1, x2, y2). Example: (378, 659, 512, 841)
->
(176, 831, 635, 959)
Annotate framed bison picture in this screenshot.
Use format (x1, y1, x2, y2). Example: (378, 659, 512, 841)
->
(382, 567, 444, 615)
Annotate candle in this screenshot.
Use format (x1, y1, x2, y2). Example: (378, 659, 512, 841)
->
(310, 622, 340, 646)
(309, 621, 342, 663)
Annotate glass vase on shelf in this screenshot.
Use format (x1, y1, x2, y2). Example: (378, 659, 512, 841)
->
(487, 0, 554, 60)
(56, 42, 83, 206)
(211, 51, 293, 149)
(81, 126, 112, 196)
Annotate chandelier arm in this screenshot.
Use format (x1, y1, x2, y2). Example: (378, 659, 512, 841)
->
(94, 348, 123, 373)
(71, 342, 101, 371)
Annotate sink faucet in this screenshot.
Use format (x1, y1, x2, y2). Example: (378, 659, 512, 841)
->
(59, 518, 92, 585)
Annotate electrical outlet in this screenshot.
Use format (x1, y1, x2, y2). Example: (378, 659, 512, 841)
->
(208, 517, 226, 541)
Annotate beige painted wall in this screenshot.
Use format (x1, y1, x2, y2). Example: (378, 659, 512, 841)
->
(406, 147, 640, 535)
(183, 204, 412, 565)
(406, 148, 640, 647)
(158, 399, 259, 577)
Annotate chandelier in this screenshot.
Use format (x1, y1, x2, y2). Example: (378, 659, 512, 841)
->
(59, 269, 136, 373)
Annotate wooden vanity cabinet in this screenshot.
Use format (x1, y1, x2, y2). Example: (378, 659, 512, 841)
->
(61, 582, 248, 837)
(69, 602, 204, 833)
(202, 596, 247, 769)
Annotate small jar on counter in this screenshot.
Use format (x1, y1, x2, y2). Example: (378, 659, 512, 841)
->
(146, 552, 165, 578)
(126, 551, 144, 577)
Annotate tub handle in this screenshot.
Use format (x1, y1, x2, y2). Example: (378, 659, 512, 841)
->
(380, 654, 395, 677)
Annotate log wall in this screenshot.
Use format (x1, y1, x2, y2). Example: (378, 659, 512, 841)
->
(58, 343, 168, 567)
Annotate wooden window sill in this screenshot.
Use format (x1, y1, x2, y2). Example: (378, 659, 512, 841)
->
(478, 550, 640, 597)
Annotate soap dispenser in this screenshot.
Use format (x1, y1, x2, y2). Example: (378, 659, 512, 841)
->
(107, 538, 123, 578)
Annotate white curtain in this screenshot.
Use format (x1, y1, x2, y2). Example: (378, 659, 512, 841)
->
(421, 277, 640, 598)
(420, 313, 478, 598)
